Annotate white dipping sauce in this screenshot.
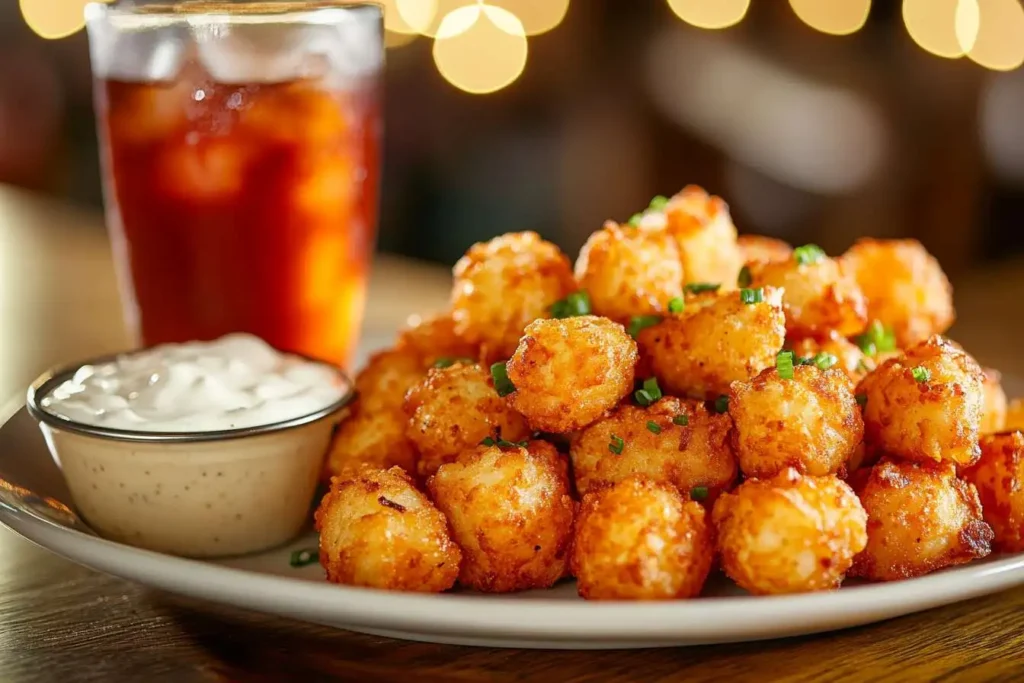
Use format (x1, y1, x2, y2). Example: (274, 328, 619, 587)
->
(41, 334, 346, 432)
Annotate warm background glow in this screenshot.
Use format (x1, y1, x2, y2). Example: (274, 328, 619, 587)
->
(903, 0, 971, 59)
(20, 0, 110, 40)
(968, 0, 1024, 71)
(667, 0, 751, 30)
(432, 3, 528, 94)
(401, 0, 470, 37)
(490, 0, 570, 36)
(789, 0, 872, 36)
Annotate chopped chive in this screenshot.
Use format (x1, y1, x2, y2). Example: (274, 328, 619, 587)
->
(491, 361, 516, 397)
(635, 377, 663, 406)
(673, 414, 689, 426)
(685, 282, 721, 295)
(480, 436, 496, 447)
(737, 265, 752, 288)
(714, 395, 729, 413)
(668, 297, 685, 314)
(648, 195, 670, 211)
(646, 421, 662, 434)
(813, 352, 838, 371)
(776, 351, 795, 380)
(550, 290, 592, 319)
(794, 354, 815, 366)
(289, 548, 319, 568)
(494, 438, 529, 449)
(627, 213, 643, 227)
(793, 244, 826, 266)
(433, 356, 474, 369)
(855, 320, 896, 356)
(911, 366, 931, 383)
(739, 288, 764, 304)
(856, 359, 870, 373)
(609, 434, 625, 455)
(855, 393, 867, 408)
(690, 486, 709, 501)
(628, 315, 662, 339)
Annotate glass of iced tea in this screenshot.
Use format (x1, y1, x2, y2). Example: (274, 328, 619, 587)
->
(85, 1, 382, 369)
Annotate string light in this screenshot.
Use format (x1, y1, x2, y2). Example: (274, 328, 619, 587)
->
(789, 0, 872, 36)
(21, 0, 111, 40)
(433, 3, 528, 94)
(489, 0, 570, 36)
(967, 0, 1024, 71)
(667, 0, 751, 30)
(902, 0, 970, 58)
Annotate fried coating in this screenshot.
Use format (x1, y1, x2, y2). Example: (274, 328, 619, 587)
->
(841, 238, 955, 347)
(574, 220, 684, 322)
(396, 312, 479, 366)
(637, 287, 786, 400)
(353, 348, 426, 413)
(747, 254, 867, 339)
(662, 185, 745, 287)
(315, 467, 461, 592)
(713, 469, 867, 595)
(428, 442, 574, 593)
(738, 234, 793, 264)
(981, 367, 1008, 434)
(1006, 399, 1024, 432)
(857, 336, 984, 467)
(451, 231, 576, 361)
(789, 332, 876, 384)
(404, 362, 530, 477)
(324, 405, 418, 481)
(730, 365, 863, 478)
(571, 477, 713, 600)
(963, 432, 1024, 552)
(506, 316, 638, 433)
(569, 397, 736, 499)
(849, 459, 993, 581)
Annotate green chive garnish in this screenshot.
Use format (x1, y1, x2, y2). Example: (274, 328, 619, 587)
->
(739, 288, 764, 304)
(814, 352, 838, 371)
(714, 395, 729, 413)
(433, 356, 474, 369)
(737, 265, 752, 288)
(550, 290, 592, 319)
(628, 315, 662, 339)
(646, 421, 662, 434)
(491, 361, 516, 397)
(627, 213, 643, 227)
(668, 297, 685, 314)
(685, 282, 721, 294)
(480, 436, 496, 447)
(855, 320, 896, 356)
(634, 377, 663, 406)
(793, 244, 826, 266)
(609, 434, 625, 455)
(690, 486, 709, 501)
(289, 548, 319, 568)
(648, 195, 669, 211)
(856, 394, 867, 408)
(776, 351, 795, 380)
(856, 359, 870, 373)
(673, 414, 689, 426)
(911, 366, 931, 383)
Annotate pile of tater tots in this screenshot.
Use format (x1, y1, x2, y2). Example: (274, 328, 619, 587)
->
(314, 185, 1024, 600)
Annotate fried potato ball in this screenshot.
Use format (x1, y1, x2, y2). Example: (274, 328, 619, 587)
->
(789, 333, 875, 384)
(574, 221, 684, 322)
(849, 459, 993, 581)
(506, 316, 638, 433)
(738, 234, 793, 264)
(663, 185, 745, 287)
(315, 467, 461, 592)
(1006, 399, 1024, 432)
(730, 365, 863, 478)
(857, 336, 984, 467)
(404, 362, 530, 477)
(451, 231, 576, 360)
(747, 253, 867, 339)
(428, 443, 574, 592)
(396, 312, 479, 366)
(324, 406, 418, 481)
(713, 469, 867, 595)
(963, 432, 1024, 552)
(353, 348, 426, 413)
(637, 287, 786, 400)
(841, 238, 955, 347)
(569, 397, 736, 499)
(981, 367, 1008, 434)
(571, 477, 713, 600)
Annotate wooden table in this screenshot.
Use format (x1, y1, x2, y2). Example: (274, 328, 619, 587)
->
(1, 185, 1022, 682)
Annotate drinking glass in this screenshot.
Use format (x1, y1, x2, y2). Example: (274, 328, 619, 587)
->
(85, 1, 383, 369)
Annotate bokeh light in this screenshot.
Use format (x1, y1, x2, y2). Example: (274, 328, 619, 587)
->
(384, 0, 437, 34)
(490, 0, 570, 36)
(902, 0, 970, 59)
(955, 0, 980, 52)
(968, 0, 1024, 71)
(789, 0, 872, 36)
(433, 3, 528, 94)
(21, 0, 111, 40)
(401, 0, 471, 37)
(667, 0, 751, 30)
(385, 30, 419, 49)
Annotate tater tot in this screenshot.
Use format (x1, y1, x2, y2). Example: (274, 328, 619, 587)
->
(713, 469, 867, 595)
(428, 443, 575, 593)
(857, 336, 984, 467)
(574, 221, 684, 322)
(451, 231, 576, 360)
(730, 365, 863, 478)
(963, 432, 1024, 552)
(570, 397, 736, 499)
(849, 459, 993, 581)
(738, 234, 793, 264)
(396, 312, 479, 366)
(354, 348, 426, 413)
(315, 467, 461, 592)
(747, 251, 867, 339)
(1007, 399, 1024, 431)
(841, 238, 955, 347)
(662, 185, 745, 287)
(981, 368, 1008, 434)
(324, 406, 418, 481)
(637, 287, 786, 400)
(789, 333, 876, 384)
(506, 316, 638, 433)
(571, 477, 713, 600)
(404, 362, 530, 477)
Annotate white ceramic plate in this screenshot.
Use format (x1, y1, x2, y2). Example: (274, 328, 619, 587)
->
(2, 401, 1024, 649)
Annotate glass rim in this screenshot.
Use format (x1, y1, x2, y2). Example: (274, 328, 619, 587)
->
(85, 1, 382, 28)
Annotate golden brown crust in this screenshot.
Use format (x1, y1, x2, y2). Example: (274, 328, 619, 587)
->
(571, 477, 713, 600)
(353, 348, 426, 413)
(962, 432, 1024, 552)
(730, 365, 863, 478)
(789, 332, 876, 384)
(427, 443, 575, 593)
(857, 336, 984, 467)
(315, 467, 461, 592)
(849, 459, 993, 581)
(395, 312, 479, 366)
(637, 287, 786, 400)
(324, 405, 418, 481)
(506, 316, 638, 433)
(981, 367, 1008, 434)
(663, 185, 745, 287)
(737, 234, 793, 264)
(569, 397, 737, 500)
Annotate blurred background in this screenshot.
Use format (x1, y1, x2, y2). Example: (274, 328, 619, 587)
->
(6, 0, 1024, 275)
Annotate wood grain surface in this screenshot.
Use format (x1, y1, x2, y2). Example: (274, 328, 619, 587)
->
(1, 185, 1023, 682)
